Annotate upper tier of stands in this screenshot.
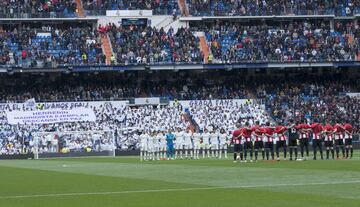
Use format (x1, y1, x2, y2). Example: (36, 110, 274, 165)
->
(0, 0, 77, 18)
(187, 0, 360, 16)
(0, 24, 105, 67)
(1, 0, 360, 18)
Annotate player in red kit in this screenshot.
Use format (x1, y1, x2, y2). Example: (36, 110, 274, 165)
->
(252, 121, 265, 161)
(343, 122, 353, 158)
(310, 121, 324, 160)
(242, 122, 253, 162)
(334, 121, 345, 159)
(323, 122, 335, 160)
(297, 120, 311, 159)
(275, 123, 287, 160)
(263, 122, 275, 160)
(232, 128, 243, 162)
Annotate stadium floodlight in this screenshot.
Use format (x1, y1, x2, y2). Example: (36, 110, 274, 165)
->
(33, 130, 116, 159)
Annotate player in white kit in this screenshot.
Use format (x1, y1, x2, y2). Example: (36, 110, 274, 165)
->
(192, 131, 202, 159)
(183, 129, 194, 159)
(158, 130, 167, 160)
(174, 128, 184, 159)
(219, 128, 229, 159)
(152, 131, 160, 160)
(210, 129, 219, 158)
(202, 129, 211, 158)
(146, 131, 154, 160)
(139, 131, 148, 161)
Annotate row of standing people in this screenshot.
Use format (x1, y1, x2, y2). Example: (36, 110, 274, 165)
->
(139, 128, 232, 161)
(232, 120, 354, 162)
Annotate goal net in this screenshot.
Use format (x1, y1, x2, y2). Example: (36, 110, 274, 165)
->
(33, 130, 115, 159)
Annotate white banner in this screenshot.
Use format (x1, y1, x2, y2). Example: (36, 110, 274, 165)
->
(347, 93, 360, 99)
(106, 10, 152, 17)
(6, 108, 96, 125)
(0, 100, 129, 111)
(169, 99, 254, 109)
(134, 97, 160, 105)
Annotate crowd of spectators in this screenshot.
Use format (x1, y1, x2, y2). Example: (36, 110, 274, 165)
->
(195, 20, 359, 63)
(103, 24, 203, 65)
(256, 74, 360, 133)
(1, 71, 360, 154)
(0, 72, 248, 103)
(0, 24, 105, 67)
(188, 0, 360, 16)
(82, 0, 178, 15)
(0, 0, 77, 18)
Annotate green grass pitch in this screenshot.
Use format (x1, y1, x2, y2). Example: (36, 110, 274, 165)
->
(0, 152, 360, 207)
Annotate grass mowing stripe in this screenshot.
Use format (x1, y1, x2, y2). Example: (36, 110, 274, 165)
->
(2, 180, 360, 199)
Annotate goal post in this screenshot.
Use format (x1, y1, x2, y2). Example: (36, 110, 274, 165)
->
(33, 130, 116, 159)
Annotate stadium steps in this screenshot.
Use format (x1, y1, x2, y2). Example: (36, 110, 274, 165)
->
(195, 32, 210, 64)
(75, 0, 85, 17)
(101, 34, 114, 65)
(178, 0, 189, 16)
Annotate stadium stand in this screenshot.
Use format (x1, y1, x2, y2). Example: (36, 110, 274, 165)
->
(193, 20, 359, 63)
(0, 0, 78, 18)
(0, 23, 105, 67)
(0, 0, 359, 158)
(81, 0, 179, 15)
(105, 24, 203, 64)
(187, 0, 360, 16)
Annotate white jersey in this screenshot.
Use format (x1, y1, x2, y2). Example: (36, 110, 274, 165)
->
(153, 135, 159, 147)
(210, 132, 219, 145)
(174, 131, 184, 145)
(146, 134, 153, 147)
(140, 134, 148, 150)
(193, 133, 202, 145)
(219, 133, 227, 145)
(183, 132, 193, 145)
(158, 133, 166, 146)
(202, 132, 210, 145)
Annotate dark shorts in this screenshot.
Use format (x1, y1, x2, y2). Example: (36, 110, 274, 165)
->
(264, 142, 274, 149)
(244, 141, 253, 150)
(234, 144, 242, 152)
(335, 139, 344, 146)
(277, 140, 286, 148)
(288, 139, 298, 147)
(345, 139, 353, 146)
(325, 140, 334, 147)
(254, 141, 264, 149)
(300, 138, 309, 146)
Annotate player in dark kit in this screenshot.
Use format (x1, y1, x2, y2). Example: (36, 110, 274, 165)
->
(323, 123, 335, 159)
(287, 119, 299, 161)
(343, 123, 353, 159)
(242, 122, 253, 162)
(232, 128, 243, 162)
(333, 122, 345, 159)
(310, 121, 324, 160)
(275, 124, 287, 160)
(252, 121, 265, 161)
(263, 122, 275, 160)
(297, 120, 310, 159)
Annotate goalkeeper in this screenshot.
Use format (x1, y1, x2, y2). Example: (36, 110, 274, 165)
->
(166, 129, 175, 160)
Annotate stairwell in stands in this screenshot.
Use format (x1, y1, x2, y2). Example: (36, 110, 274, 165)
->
(198, 34, 210, 64)
(74, 0, 85, 17)
(101, 34, 114, 65)
(178, 0, 189, 16)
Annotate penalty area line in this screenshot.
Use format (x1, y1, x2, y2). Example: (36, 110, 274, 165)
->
(1, 180, 360, 199)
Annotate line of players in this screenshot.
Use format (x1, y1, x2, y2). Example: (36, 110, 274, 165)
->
(232, 120, 354, 162)
(139, 128, 232, 161)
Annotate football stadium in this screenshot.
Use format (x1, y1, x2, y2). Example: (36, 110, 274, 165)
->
(0, 0, 360, 206)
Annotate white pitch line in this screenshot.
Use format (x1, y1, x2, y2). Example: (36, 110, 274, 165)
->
(1, 180, 360, 199)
